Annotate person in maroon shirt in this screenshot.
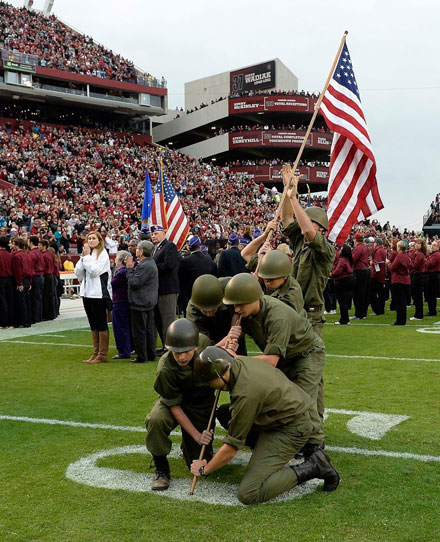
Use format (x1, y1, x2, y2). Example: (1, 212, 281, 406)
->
(10, 237, 32, 327)
(388, 240, 411, 326)
(332, 244, 354, 325)
(425, 240, 440, 316)
(409, 239, 427, 321)
(39, 239, 56, 320)
(351, 233, 370, 320)
(28, 235, 45, 323)
(0, 235, 15, 327)
(369, 238, 387, 316)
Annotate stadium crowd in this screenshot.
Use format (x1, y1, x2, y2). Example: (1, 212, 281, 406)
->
(0, 1, 165, 86)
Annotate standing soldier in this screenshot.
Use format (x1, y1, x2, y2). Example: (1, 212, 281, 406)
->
(222, 273, 325, 456)
(191, 346, 339, 505)
(145, 319, 214, 491)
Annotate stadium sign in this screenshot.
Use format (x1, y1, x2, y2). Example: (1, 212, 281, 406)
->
(230, 165, 329, 183)
(2, 59, 36, 73)
(0, 49, 37, 74)
(229, 130, 333, 149)
(230, 61, 276, 94)
(229, 95, 315, 114)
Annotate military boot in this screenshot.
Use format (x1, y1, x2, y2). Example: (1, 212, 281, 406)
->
(292, 449, 340, 492)
(151, 455, 170, 491)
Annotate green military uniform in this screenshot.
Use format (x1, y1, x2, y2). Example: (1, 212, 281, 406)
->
(283, 222, 335, 423)
(145, 334, 214, 467)
(267, 275, 304, 313)
(225, 356, 313, 505)
(186, 300, 247, 355)
(245, 253, 259, 273)
(241, 295, 325, 445)
(283, 222, 335, 335)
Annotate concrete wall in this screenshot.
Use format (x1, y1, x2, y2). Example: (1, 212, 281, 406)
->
(153, 99, 229, 143)
(179, 133, 229, 160)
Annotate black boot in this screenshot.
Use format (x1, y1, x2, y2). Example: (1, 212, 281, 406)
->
(292, 449, 340, 492)
(151, 455, 170, 491)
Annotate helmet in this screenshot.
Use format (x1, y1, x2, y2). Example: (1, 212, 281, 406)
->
(191, 275, 223, 311)
(218, 276, 232, 291)
(223, 273, 263, 305)
(165, 318, 199, 352)
(305, 207, 329, 230)
(194, 346, 235, 385)
(258, 250, 291, 279)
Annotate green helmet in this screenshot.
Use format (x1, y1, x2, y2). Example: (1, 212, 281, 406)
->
(258, 250, 291, 279)
(305, 206, 328, 230)
(191, 274, 223, 311)
(218, 276, 232, 292)
(223, 273, 263, 305)
(194, 346, 235, 385)
(165, 318, 199, 352)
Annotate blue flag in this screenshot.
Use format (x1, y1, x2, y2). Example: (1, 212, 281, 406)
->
(141, 169, 153, 221)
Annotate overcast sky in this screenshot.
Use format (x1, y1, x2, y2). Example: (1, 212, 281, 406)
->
(9, 0, 440, 230)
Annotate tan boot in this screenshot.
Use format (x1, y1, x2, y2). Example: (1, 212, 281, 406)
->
(88, 330, 109, 364)
(83, 330, 99, 363)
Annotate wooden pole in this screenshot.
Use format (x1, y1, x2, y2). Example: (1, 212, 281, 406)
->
(189, 315, 242, 495)
(263, 31, 349, 244)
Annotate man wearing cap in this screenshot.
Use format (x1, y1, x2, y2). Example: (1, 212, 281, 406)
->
(190, 346, 339, 505)
(187, 274, 247, 355)
(218, 232, 248, 277)
(151, 225, 180, 355)
(370, 238, 387, 316)
(178, 236, 217, 314)
(145, 319, 215, 491)
(351, 233, 371, 320)
(222, 273, 326, 456)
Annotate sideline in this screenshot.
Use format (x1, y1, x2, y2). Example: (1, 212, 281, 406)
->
(2, 414, 439, 463)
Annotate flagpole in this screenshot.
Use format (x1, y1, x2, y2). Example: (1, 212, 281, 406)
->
(262, 31, 348, 236)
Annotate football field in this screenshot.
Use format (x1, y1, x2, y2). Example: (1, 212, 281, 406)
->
(1, 305, 440, 542)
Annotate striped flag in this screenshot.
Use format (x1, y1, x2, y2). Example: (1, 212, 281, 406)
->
(150, 162, 190, 250)
(320, 42, 383, 245)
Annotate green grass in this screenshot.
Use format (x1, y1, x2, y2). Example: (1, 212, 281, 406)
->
(1, 305, 440, 542)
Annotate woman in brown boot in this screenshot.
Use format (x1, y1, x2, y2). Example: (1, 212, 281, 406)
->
(74, 231, 112, 364)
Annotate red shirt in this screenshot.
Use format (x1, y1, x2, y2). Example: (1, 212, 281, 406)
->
(371, 247, 387, 283)
(42, 249, 56, 275)
(11, 250, 33, 286)
(28, 247, 45, 276)
(0, 248, 13, 278)
(389, 252, 411, 285)
(352, 242, 369, 271)
(410, 252, 425, 273)
(426, 250, 440, 273)
(332, 256, 353, 280)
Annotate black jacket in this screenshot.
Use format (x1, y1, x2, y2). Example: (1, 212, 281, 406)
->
(178, 251, 217, 307)
(218, 246, 248, 277)
(153, 239, 180, 295)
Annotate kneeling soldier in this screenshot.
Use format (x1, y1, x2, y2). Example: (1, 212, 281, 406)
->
(191, 346, 339, 505)
(145, 319, 214, 490)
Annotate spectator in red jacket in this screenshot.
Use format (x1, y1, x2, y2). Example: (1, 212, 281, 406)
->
(0, 235, 15, 327)
(332, 244, 354, 325)
(388, 241, 411, 326)
(10, 237, 32, 327)
(370, 238, 387, 316)
(409, 239, 427, 321)
(28, 235, 45, 323)
(425, 240, 440, 316)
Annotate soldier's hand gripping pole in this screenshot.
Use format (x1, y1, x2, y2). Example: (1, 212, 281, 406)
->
(189, 388, 221, 495)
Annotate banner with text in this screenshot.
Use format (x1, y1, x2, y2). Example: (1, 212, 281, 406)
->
(229, 95, 316, 115)
(229, 130, 332, 149)
(229, 165, 329, 184)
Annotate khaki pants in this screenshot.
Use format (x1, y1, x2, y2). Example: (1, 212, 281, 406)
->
(307, 310, 325, 422)
(145, 399, 213, 468)
(237, 412, 312, 505)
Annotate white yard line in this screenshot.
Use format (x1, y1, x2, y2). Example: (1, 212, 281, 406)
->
(2, 414, 439, 463)
(3, 340, 91, 348)
(246, 351, 440, 363)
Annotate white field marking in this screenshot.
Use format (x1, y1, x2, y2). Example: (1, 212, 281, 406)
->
(3, 340, 93, 348)
(65, 444, 320, 506)
(39, 334, 66, 338)
(327, 446, 440, 463)
(324, 409, 409, 440)
(416, 326, 440, 334)
(247, 351, 440, 363)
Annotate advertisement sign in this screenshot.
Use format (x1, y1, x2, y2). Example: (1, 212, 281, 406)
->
(229, 130, 332, 149)
(229, 165, 329, 184)
(229, 95, 315, 114)
(230, 61, 275, 94)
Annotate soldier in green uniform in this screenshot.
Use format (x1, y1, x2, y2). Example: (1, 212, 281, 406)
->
(190, 346, 340, 505)
(186, 274, 246, 354)
(258, 250, 304, 313)
(145, 318, 214, 491)
(222, 273, 325, 453)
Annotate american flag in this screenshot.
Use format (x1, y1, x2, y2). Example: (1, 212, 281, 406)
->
(320, 42, 383, 245)
(150, 162, 190, 250)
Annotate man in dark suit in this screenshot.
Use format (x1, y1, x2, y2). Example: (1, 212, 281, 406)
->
(178, 236, 217, 315)
(151, 225, 180, 354)
(217, 232, 248, 277)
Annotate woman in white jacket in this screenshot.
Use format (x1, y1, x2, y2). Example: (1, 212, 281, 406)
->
(74, 231, 112, 364)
